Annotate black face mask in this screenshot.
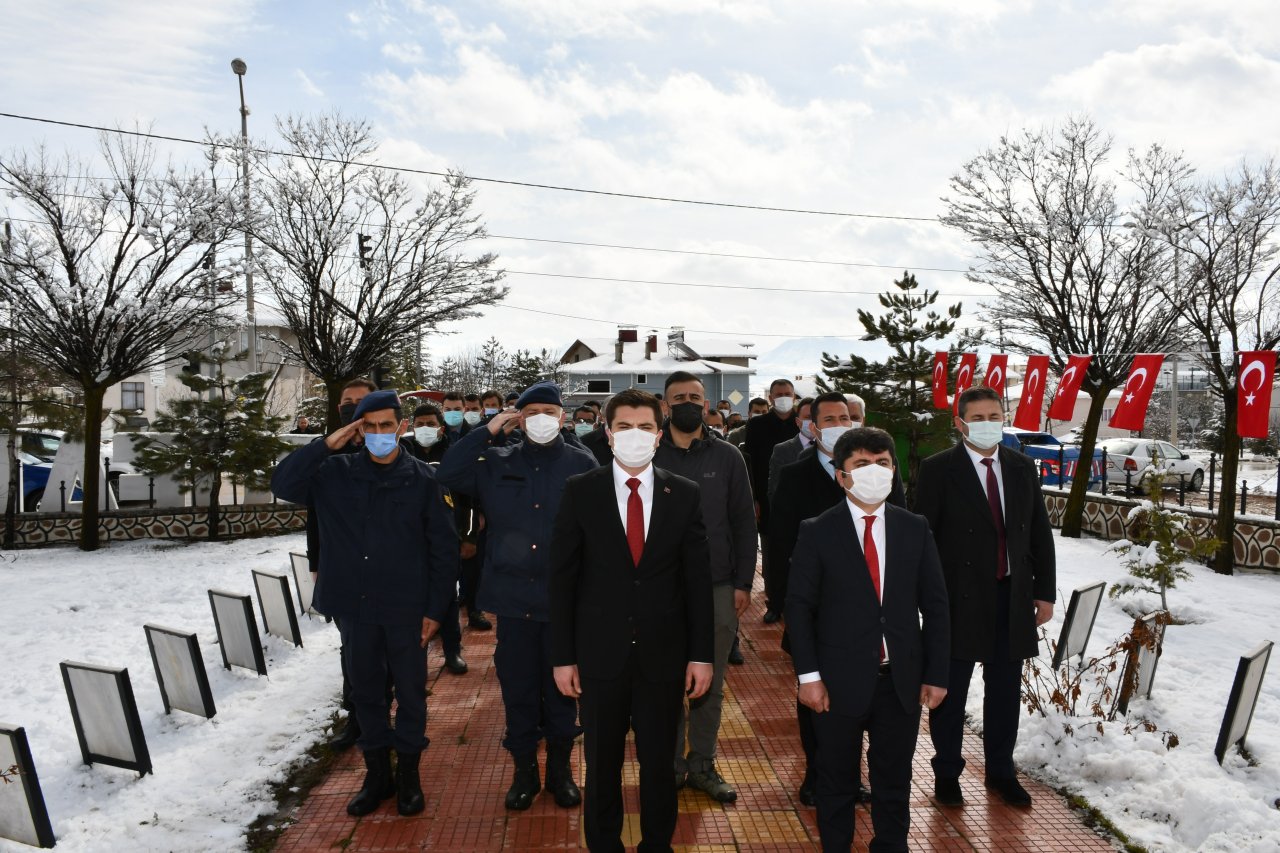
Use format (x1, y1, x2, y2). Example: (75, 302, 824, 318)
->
(339, 403, 358, 425)
(669, 402, 705, 434)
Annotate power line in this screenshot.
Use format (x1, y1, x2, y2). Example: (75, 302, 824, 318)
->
(501, 269, 986, 297)
(0, 110, 939, 222)
(489, 302, 852, 340)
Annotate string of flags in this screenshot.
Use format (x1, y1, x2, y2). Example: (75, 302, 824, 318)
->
(932, 350, 1279, 439)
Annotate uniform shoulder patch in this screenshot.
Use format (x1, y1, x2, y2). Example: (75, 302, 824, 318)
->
(442, 492, 454, 508)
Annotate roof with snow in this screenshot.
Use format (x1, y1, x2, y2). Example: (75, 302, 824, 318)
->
(561, 340, 753, 376)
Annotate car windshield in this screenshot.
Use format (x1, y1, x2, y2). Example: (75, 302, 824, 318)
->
(22, 433, 61, 458)
(1100, 440, 1137, 455)
(1019, 434, 1057, 446)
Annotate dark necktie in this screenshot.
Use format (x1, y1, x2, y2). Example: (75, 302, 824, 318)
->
(626, 477, 644, 566)
(863, 515, 883, 661)
(981, 458, 1008, 580)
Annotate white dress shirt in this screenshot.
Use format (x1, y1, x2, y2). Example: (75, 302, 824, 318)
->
(612, 460, 708, 666)
(612, 459, 654, 537)
(964, 442, 1005, 518)
(798, 498, 888, 683)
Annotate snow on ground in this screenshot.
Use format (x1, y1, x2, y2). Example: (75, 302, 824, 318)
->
(0, 533, 341, 853)
(984, 536, 1280, 852)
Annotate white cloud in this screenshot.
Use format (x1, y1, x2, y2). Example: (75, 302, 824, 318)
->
(420, 5, 506, 45)
(382, 42, 426, 64)
(294, 69, 325, 98)
(1042, 38, 1280, 168)
(493, 0, 774, 39)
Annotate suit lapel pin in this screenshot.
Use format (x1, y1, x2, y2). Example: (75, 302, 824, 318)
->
(663, 486, 671, 494)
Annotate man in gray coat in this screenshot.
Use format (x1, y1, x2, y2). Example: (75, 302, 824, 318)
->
(656, 371, 758, 803)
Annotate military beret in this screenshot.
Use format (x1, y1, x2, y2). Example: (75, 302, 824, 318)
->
(515, 381, 562, 409)
(353, 389, 401, 419)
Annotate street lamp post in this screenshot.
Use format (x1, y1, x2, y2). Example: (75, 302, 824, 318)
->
(231, 58, 257, 372)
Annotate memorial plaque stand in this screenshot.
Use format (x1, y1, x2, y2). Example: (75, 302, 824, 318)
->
(59, 661, 152, 776)
(144, 624, 217, 718)
(208, 590, 268, 676)
(1215, 641, 1273, 764)
(0, 724, 56, 848)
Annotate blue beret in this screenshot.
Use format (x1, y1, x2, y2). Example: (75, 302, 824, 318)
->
(353, 389, 402, 419)
(516, 381, 563, 409)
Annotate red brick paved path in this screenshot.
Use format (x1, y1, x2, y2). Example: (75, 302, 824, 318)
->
(275, 570, 1117, 851)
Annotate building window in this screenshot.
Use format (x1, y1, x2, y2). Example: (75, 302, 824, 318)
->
(587, 379, 610, 393)
(1102, 408, 1113, 422)
(121, 381, 145, 411)
(635, 374, 647, 385)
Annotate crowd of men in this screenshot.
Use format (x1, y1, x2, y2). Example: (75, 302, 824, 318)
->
(271, 374, 1055, 853)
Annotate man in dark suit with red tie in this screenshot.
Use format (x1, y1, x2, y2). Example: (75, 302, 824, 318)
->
(913, 386, 1056, 809)
(550, 388, 715, 853)
(786, 426, 950, 852)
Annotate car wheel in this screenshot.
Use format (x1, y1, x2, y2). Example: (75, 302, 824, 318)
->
(22, 488, 43, 513)
(1189, 469, 1204, 492)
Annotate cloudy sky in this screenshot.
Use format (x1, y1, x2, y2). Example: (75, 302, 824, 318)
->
(3, 0, 1279, 377)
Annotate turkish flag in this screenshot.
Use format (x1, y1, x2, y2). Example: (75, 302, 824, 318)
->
(1047, 355, 1092, 421)
(1237, 351, 1277, 438)
(931, 352, 950, 410)
(984, 354, 1009, 399)
(1109, 354, 1165, 431)
(1014, 355, 1051, 431)
(951, 353, 979, 413)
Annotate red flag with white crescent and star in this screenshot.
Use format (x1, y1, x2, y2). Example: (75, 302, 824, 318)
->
(1014, 354, 1050, 431)
(984, 354, 1009, 399)
(1237, 351, 1277, 439)
(1109, 354, 1165, 431)
(1047, 355, 1092, 421)
(951, 353, 979, 413)
(931, 352, 950, 410)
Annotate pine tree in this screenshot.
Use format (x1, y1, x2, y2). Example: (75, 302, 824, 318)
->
(130, 346, 287, 540)
(818, 271, 961, 503)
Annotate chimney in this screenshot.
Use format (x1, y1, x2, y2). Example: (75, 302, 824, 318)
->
(646, 335, 657, 359)
(615, 340, 624, 364)
(617, 325, 638, 344)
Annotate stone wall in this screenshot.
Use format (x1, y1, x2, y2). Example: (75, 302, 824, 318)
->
(1, 505, 307, 547)
(1041, 488, 1280, 571)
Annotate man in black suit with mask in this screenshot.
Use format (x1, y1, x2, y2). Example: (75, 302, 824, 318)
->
(786, 426, 950, 852)
(551, 388, 714, 853)
(914, 386, 1056, 809)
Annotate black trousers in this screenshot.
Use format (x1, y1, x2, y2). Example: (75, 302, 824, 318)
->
(930, 580, 1022, 781)
(460, 532, 484, 611)
(580, 654, 684, 853)
(335, 615, 392, 715)
(494, 616, 579, 758)
(798, 700, 864, 788)
(812, 673, 919, 852)
(338, 620, 429, 754)
(438, 589, 462, 658)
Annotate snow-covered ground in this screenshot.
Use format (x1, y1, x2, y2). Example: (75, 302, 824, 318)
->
(996, 536, 1280, 852)
(0, 533, 340, 852)
(2, 531, 1278, 851)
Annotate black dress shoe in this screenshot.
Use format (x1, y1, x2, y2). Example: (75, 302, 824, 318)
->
(445, 652, 468, 675)
(467, 609, 493, 631)
(934, 777, 964, 807)
(727, 641, 745, 666)
(798, 770, 816, 807)
(985, 776, 1032, 807)
(763, 609, 782, 624)
(328, 716, 361, 751)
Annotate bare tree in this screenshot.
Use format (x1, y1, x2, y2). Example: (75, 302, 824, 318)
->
(0, 133, 243, 550)
(941, 116, 1187, 537)
(1134, 156, 1280, 573)
(246, 113, 506, 425)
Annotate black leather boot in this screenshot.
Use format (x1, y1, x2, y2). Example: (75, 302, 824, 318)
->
(346, 747, 395, 816)
(328, 714, 361, 751)
(504, 754, 541, 810)
(545, 740, 582, 808)
(395, 751, 425, 815)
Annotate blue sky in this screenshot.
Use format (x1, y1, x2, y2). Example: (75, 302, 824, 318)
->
(3, 0, 1279, 373)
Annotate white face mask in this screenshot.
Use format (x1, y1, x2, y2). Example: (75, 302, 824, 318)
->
(611, 427, 658, 468)
(842, 464, 894, 506)
(773, 396, 795, 414)
(463, 411, 482, 426)
(413, 426, 440, 447)
(964, 420, 1004, 451)
(818, 425, 851, 454)
(798, 418, 812, 435)
(524, 413, 561, 445)
(849, 420, 863, 429)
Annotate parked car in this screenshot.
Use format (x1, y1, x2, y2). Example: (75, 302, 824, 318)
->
(1095, 438, 1204, 493)
(1001, 428, 1105, 488)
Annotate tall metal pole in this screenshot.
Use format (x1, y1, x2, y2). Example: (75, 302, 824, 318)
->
(1169, 249, 1179, 444)
(231, 59, 257, 372)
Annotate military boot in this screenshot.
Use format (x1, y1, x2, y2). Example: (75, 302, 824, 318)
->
(395, 751, 425, 815)
(545, 739, 582, 808)
(346, 747, 395, 816)
(504, 753, 541, 810)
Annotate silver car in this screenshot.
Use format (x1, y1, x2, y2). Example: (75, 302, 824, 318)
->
(1096, 438, 1204, 493)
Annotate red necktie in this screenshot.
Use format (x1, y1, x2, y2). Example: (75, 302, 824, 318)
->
(981, 458, 1008, 580)
(626, 477, 644, 566)
(863, 515, 884, 662)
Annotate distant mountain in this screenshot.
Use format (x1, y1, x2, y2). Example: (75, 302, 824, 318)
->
(751, 337, 885, 396)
